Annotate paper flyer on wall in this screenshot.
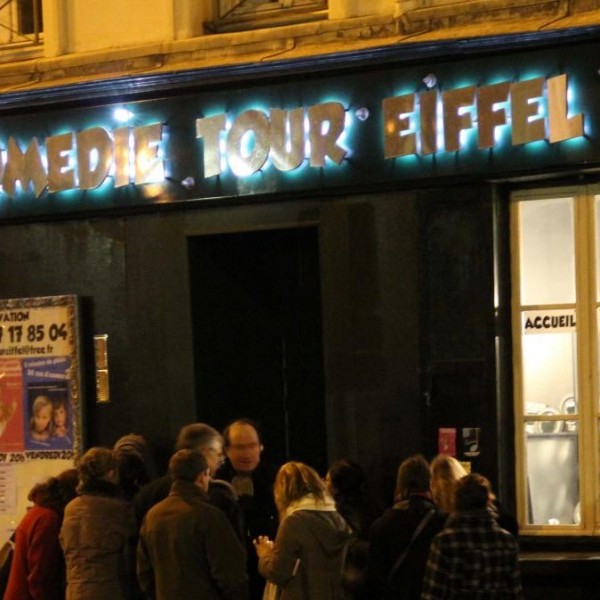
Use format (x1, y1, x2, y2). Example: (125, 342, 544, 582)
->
(0, 296, 81, 461)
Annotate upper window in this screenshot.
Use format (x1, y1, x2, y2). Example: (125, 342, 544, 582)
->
(511, 187, 600, 534)
(206, 0, 327, 33)
(17, 0, 42, 37)
(0, 0, 42, 48)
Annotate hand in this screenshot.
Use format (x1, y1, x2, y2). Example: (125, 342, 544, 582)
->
(253, 535, 273, 557)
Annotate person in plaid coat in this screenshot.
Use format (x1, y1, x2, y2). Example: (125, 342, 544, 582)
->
(421, 473, 522, 599)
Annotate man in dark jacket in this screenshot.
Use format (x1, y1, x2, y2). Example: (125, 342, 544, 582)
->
(137, 449, 249, 600)
(367, 454, 447, 600)
(215, 419, 278, 600)
(133, 423, 244, 540)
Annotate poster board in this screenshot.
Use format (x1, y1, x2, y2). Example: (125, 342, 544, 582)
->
(0, 295, 82, 542)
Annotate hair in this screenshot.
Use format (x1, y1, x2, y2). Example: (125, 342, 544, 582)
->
(175, 423, 222, 451)
(30, 395, 53, 431)
(117, 454, 149, 499)
(29, 394, 53, 433)
(274, 461, 327, 515)
(395, 454, 431, 500)
(168, 449, 208, 482)
(454, 473, 492, 511)
(28, 468, 79, 513)
(222, 418, 262, 448)
(77, 447, 116, 490)
(32, 395, 52, 415)
(327, 459, 366, 501)
(52, 397, 67, 413)
(113, 434, 154, 500)
(327, 458, 383, 539)
(430, 454, 468, 512)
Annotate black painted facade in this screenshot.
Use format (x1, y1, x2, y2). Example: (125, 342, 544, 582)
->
(1, 26, 600, 596)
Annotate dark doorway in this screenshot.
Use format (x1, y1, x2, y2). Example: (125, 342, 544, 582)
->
(188, 226, 327, 474)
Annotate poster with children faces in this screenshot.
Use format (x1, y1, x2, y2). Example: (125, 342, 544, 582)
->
(24, 358, 73, 451)
(0, 295, 81, 544)
(0, 295, 82, 460)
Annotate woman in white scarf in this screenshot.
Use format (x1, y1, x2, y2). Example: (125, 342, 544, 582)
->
(254, 461, 352, 600)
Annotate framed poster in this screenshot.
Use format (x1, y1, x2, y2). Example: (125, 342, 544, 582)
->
(0, 295, 82, 540)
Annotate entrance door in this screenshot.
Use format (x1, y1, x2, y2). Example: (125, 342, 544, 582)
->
(188, 226, 327, 473)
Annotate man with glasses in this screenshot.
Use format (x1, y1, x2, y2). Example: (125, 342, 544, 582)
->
(134, 422, 244, 541)
(216, 419, 278, 600)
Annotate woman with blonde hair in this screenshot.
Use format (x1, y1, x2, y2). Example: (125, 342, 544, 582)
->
(430, 454, 468, 513)
(254, 461, 352, 600)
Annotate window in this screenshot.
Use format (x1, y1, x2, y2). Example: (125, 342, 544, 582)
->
(206, 0, 327, 33)
(0, 0, 42, 47)
(17, 0, 42, 37)
(511, 187, 600, 534)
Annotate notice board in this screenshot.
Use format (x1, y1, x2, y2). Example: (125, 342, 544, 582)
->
(0, 295, 82, 541)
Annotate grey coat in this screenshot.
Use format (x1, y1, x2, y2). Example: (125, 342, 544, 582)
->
(259, 509, 352, 600)
(59, 482, 137, 600)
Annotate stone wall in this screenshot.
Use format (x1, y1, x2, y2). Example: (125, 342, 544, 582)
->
(396, 0, 568, 33)
(1, 0, 599, 93)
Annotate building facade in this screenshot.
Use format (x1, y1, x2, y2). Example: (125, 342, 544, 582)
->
(1, 1, 600, 596)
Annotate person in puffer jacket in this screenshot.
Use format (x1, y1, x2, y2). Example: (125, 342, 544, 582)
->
(60, 447, 137, 600)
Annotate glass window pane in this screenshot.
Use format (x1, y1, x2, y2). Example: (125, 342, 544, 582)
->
(519, 198, 575, 305)
(597, 307, 600, 411)
(521, 326, 577, 416)
(526, 422, 579, 525)
(595, 196, 600, 302)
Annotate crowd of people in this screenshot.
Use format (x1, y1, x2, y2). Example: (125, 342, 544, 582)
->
(2, 418, 523, 600)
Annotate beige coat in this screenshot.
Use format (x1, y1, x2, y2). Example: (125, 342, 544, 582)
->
(258, 496, 352, 600)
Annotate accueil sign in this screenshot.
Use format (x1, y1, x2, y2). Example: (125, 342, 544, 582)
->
(522, 309, 577, 334)
(0, 73, 584, 200)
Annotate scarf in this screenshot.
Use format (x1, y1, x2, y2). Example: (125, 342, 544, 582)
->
(284, 493, 337, 518)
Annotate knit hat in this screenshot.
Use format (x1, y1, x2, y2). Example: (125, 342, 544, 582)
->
(78, 447, 115, 486)
(113, 433, 156, 480)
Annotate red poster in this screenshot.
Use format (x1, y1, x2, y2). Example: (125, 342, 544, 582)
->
(438, 427, 457, 456)
(0, 359, 25, 452)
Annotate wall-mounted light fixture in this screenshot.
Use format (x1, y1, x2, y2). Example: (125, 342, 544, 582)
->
(94, 334, 110, 403)
(423, 73, 437, 89)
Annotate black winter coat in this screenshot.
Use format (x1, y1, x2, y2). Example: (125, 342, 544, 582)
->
(366, 495, 446, 600)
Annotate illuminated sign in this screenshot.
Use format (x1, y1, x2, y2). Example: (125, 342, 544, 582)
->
(0, 123, 164, 198)
(195, 102, 347, 177)
(0, 69, 588, 207)
(383, 74, 583, 158)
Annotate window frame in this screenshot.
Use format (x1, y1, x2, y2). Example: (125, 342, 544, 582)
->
(511, 185, 600, 536)
(207, 0, 328, 33)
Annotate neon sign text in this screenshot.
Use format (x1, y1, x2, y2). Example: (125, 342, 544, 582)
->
(195, 102, 347, 178)
(383, 74, 584, 158)
(0, 123, 164, 198)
